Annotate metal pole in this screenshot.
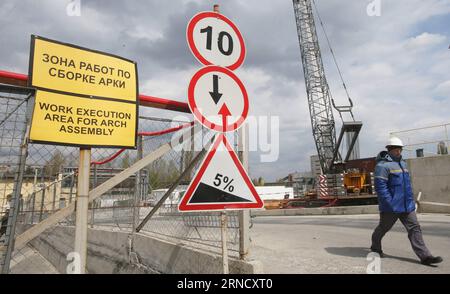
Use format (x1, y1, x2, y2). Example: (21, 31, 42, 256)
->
(214, 2, 251, 261)
(38, 167, 45, 221)
(445, 124, 449, 147)
(30, 168, 38, 223)
(90, 165, 97, 228)
(408, 137, 411, 158)
(132, 136, 143, 234)
(238, 122, 250, 260)
(38, 187, 46, 222)
(180, 149, 184, 176)
(221, 211, 229, 274)
(69, 171, 74, 203)
(1, 175, 6, 213)
(30, 193, 35, 224)
(214, 4, 230, 273)
(74, 148, 91, 274)
(391, 122, 450, 134)
(52, 178, 57, 212)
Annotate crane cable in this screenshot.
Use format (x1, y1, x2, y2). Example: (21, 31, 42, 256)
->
(311, 0, 352, 102)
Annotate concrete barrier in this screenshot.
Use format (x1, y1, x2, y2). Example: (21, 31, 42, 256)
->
(407, 155, 450, 213)
(252, 155, 450, 217)
(27, 226, 262, 274)
(417, 201, 450, 214)
(251, 205, 379, 217)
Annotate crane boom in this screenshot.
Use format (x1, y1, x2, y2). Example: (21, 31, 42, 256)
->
(292, 0, 338, 173)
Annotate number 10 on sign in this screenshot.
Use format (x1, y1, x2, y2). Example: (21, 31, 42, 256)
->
(187, 11, 246, 70)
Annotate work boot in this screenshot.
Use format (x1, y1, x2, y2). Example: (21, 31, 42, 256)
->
(421, 256, 443, 265)
(370, 247, 384, 258)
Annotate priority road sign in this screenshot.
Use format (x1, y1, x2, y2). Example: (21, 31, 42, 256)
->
(187, 11, 246, 70)
(178, 133, 263, 211)
(188, 65, 248, 132)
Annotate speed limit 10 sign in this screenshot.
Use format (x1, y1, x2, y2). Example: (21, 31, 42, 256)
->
(187, 11, 246, 70)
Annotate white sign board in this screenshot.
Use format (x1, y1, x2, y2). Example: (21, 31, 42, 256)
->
(188, 65, 248, 132)
(178, 134, 263, 211)
(187, 11, 246, 70)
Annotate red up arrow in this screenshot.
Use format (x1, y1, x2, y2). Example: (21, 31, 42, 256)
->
(218, 103, 231, 132)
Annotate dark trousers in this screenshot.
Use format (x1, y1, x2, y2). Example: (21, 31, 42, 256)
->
(371, 211, 431, 261)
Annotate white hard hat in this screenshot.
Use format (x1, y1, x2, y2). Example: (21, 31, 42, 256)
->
(386, 136, 404, 148)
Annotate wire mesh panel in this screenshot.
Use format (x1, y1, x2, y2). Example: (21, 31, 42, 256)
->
(136, 129, 241, 258)
(390, 123, 450, 158)
(1, 82, 246, 273)
(0, 86, 30, 216)
(91, 120, 242, 257)
(0, 85, 33, 273)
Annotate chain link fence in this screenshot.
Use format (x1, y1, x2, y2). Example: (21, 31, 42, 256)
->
(0, 84, 245, 274)
(390, 123, 450, 158)
(0, 84, 33, 273)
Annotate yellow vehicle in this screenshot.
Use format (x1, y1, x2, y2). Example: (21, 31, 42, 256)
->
(344, 172, 371, 195)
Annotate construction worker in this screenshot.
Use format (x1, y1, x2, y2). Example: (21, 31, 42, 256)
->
(371, 137, 443, 265)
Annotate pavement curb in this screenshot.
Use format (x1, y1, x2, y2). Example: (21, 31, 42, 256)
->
(251, 205, 379, 217)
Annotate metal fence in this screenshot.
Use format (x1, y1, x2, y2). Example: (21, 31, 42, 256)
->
(390, 123, 450, 158)
(0, 84, 244, 274)
(0, 84, 33, 273)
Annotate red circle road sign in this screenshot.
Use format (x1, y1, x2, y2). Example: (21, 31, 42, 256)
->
(188, 66, 248, 132)
(187, 11, 246, 70)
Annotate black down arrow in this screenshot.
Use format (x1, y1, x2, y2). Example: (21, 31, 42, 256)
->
(209, 74, 223, 104)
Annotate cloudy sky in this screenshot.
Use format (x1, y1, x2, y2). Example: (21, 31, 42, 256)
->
(1, 0, 449, 181)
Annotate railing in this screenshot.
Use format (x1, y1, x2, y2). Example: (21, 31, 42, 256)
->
(390, 123, 450, 158)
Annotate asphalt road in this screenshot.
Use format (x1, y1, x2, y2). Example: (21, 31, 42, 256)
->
(249, 213, 450, 274)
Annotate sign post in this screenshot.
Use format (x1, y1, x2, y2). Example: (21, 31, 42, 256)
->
(238, 123, 250, 259)
(220, 211, 229, 274)
(74, 147, 90, 274)
(28, 35, 138, 274)
(182, 6, 263, 274)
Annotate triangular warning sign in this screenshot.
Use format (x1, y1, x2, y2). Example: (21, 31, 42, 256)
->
(178, 133, 264, 211)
